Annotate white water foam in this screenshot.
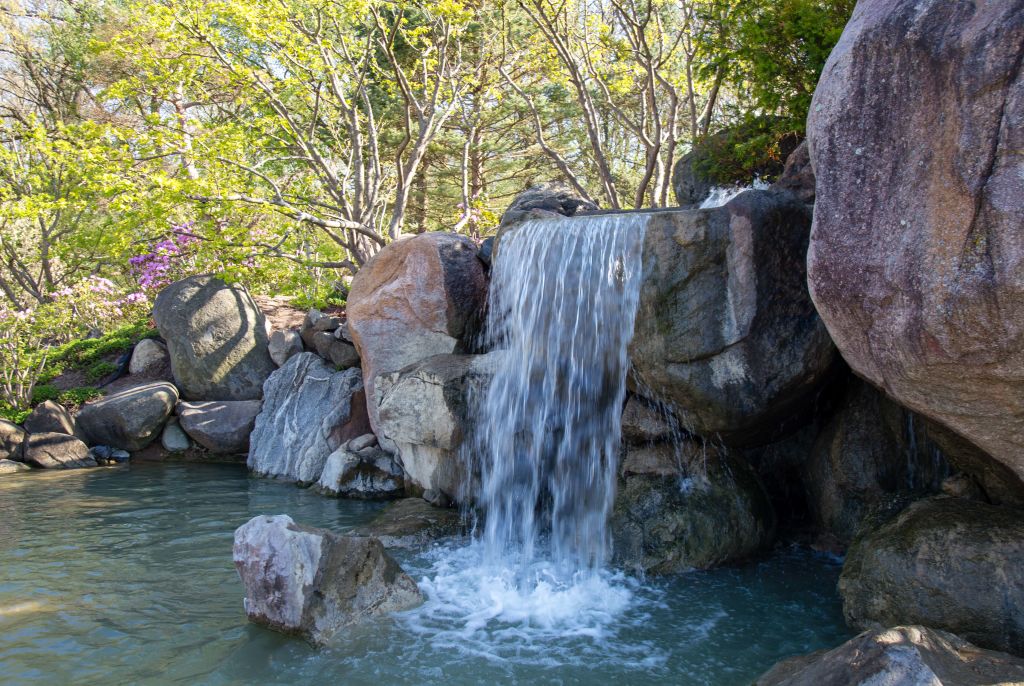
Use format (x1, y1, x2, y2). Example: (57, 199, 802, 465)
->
(699, 178, 770, 209)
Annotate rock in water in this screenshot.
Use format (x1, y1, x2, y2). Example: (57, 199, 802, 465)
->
(611, 441, 774, 573)
(233, 514, 422, 645)
(806, 0, 1024, 478)
(0, 459, 30, 474)
(75, 382, 178, 452)
(128, 338, 169, 376)
(248, 353, 368, 484)
(23, 400, 75, 436)
(153, 275, 276, 401)
(840, 496, 1024, 655)
(631, 190, 836, 444)
(347, 233, 487, 449)
(351, 498, 464, 549)
(24, 433, 96, 469)
(314, 441, 403, 499)
(267, 329, 303, 367)
(375, 352, 498, 500)
(755, 626, 1024, 686)
(177, 400, 261, 454)
(0, 420, 26, 462)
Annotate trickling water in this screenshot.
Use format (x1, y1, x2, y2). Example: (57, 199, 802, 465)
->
(699, 178, 770, 209)
(472, 215, 646, 572)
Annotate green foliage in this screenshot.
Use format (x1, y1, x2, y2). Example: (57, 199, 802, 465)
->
(85, 361, 119, 383)
(28, 384, 102, 408)
(692, 118, 802, 186)
(43, 321, 157, 381)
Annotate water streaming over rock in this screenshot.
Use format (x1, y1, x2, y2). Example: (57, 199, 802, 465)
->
(471, 214, 646, 573)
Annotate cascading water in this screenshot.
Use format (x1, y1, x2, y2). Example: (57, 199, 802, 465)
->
(472, 214, 646, 573)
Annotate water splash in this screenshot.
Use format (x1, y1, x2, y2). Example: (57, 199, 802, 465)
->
(471, 214, 646, 574)
(698, 178, 770, 209)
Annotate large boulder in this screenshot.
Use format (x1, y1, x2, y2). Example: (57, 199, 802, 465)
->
(233, 514, 422, 645)
(755, 626, 1024, 686)
(610, 440, 774, 573)
(375, 352, 498, 500)
(23, 400, 75, 435)
(177, 400, 261, 454)
(630, 190, 837, 444)
(75, 382, 178, 452)
(839, 496, 1024, 655)
(248, 353, 369, 484)
(153, 275, 276, 401)
(806, 1, 1024, 481)
(347, 233, 487, 448)
(24, 432, 95, 469)
(498, 182, 598, 229)
(0, 419, 26, 462)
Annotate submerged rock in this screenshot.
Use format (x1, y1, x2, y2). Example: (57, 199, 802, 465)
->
(76, 382, 178, 452)
(314, 438, 403, 499)
(755, 626, 1024, 686)
(153, 275, 276, 401)
(24, 432, 95, 469)
(0, 459, 30, 474)
(630, 191, 837, 445)
(233, 514, 422, 645)
(351, 498, 464, 549)
(611, 441, 774, 573)
(806, 0, 1024, 480)
(0, 419, 26, 462)
(347, 233, 487, 449)
(177, 400, 261, 454)
(375, 352, 498, 501)
(23, 400, 75, 436)
(248, 353, 368, 484)
(840, 496, 1024, 655)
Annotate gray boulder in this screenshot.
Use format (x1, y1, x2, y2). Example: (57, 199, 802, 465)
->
(310, 332, 360, 369)
(840, 496, 1024, 655)
(806, 0, 1024, 481)
(755, 626, 1024, 686)
(23, 400, 75, 435)
(268, 329, 303, 367)
(0, 459, 30, 474)
(233, 514, 422, 645)
(128, 338, 169, 376)
(498, 182, 598, 229)
(611, 440, 774, 573)
(0, 419, 26, 462)
(769, 140, 814, 204)
(75, 382, 178, 451)
(630, 190, 837, 445)
(351, 498, 464, 549)
(375, 352, 499, 500)
(153, 275, 276, 401)
(248, 353, 369, 484)
(24, 432, 96, 469)
(314, 439, 403, 499)
(347, 233, 488, 448)
(177, 400, 261, 454)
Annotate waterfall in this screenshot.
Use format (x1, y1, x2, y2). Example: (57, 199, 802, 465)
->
(471, 214, 646, 573)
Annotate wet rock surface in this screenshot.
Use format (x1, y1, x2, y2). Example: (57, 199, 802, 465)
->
(351, 498, 464, 549)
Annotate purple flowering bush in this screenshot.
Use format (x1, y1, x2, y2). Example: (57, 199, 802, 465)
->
(129, 223, 200, 291)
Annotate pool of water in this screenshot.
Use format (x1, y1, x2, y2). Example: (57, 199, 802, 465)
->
(0, 464, 851, 685)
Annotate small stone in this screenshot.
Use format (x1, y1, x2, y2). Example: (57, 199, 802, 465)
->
(347, 433, 378, 452)
(161, 417, 191, 452)
(268, 329, 303, 367)
(110, 450, 131, 463)
(422, 489, 452, 509)
(24, 432, 95, 469)
(314, 446, 403, 499)
(128, 338, 169, 376)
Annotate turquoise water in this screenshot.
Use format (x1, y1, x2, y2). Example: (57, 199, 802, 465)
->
(0, 464, 850, 685)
